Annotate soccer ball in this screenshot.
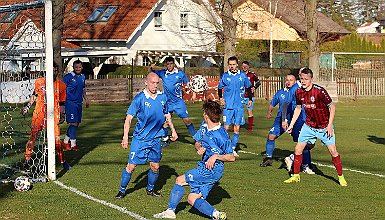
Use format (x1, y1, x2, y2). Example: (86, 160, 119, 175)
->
(189, 75, 208, 93)
(14, 176, 31, 192)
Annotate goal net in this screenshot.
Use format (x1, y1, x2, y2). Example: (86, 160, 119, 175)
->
(0, 0, 50, 184)
(320, 52, 385, 97)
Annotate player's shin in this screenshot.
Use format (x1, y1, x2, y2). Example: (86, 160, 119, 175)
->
(147, 169, 159, 191)
(231, 133, 240, 149)
(186, 123, 196, 136)
(302, 146, 312, 166)
(293, 154, 303, 174)
(119, 168, 132, 193)
(265, 139, 275, 158)
(193, 197, 215, 217)
(168, 184, 185, 211)
(248, 116, 254, 130)
(332, 154, 343, 176)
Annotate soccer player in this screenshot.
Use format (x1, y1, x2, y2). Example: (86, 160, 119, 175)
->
(260, 73, 314, 174)
(284, 68, 347, 186)
(149, 57, 196, 143)
(22, 62, 71, 170)
(218, 56, 252, 157)
(241, 61, 261, 132)
(153, 100, 233, 220)
(115, 73, 178, 199)
(62, 60, 90, 151)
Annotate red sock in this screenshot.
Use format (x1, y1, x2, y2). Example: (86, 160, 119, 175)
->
(248, 116, 254, 130)
(293, 154, 303, 174)
(332, 154, 343, 176)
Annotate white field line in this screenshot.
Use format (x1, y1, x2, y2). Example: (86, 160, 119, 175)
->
(238, 150, 385, 178)
(358, 118, 384, 121)
(54, 181, 148, 220)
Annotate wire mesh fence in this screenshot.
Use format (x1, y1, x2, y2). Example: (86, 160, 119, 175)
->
(0, 0, 47, 183)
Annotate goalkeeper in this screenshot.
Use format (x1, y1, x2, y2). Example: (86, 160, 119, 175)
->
(22, 62, 71, 170)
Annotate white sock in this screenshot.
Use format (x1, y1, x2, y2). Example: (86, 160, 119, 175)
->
(64, 135, 70, 144)
(70, 139, 76, 147)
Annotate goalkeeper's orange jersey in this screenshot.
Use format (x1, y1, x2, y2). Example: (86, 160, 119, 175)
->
(31, 78, 66, 133)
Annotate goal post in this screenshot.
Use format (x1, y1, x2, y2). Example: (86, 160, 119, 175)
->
(0, 0, 56, 184)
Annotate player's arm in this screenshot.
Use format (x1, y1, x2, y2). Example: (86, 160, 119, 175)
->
(22, 92, 37, 115)
(148, 64, 156, 73)
(206, 153, 236, 170)
(287, 105, 302, 133)
(281, 102, 289, 130)
(121, 114, 134, 149)
(327, 102, 336, 137)
(165, 113, 178, 141)
(266, 105, 274, 119)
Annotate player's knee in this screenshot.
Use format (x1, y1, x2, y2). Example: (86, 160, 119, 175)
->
(126, 164, 136, 173)
(187, 193, 201, 206)
(70, 122, 79, 127)
(175, 175, 185, 185)
(268, 134, 276, 140)
(183, 118, 191, 125)
(150, 163, 159, 173)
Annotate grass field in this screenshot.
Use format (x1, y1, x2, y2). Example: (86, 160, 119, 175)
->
(1, 97, 385, 219)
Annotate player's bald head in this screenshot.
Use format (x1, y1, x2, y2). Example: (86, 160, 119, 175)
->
(147, 72, 159, 81)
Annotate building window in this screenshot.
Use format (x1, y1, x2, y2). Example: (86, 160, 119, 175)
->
(1, 11, 20, 23)
(86, 6, 117, 22)
(154, 11, 162, 28)
(180, 13, 188, 29)
(247, 22, 258, 32)
(142, 56, 151, 66)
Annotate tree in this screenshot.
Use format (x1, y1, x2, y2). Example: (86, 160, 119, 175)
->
(52, 0, 65, 77)
(305, 0, 320, 81)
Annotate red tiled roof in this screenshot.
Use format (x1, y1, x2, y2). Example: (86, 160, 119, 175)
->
(0, 0, 159, 42)
(63, 0, 159, 40)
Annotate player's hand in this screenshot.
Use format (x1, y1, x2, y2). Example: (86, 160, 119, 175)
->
(286, 125, 293, 134)
(21, 106, 29, 116)
(85, 99, 90, 108)
(206, 155, 217, 170)
(197, 146, 206, 155)
(170, 131, 178, 141)
(219, 98, 225, 106)
(121, 137, 129, 149)
(58, 113, 65, 124)
(282, 121, 288, 131)
(191, 92, 197, 102)
(247, 100, 252, 108)
(266, 112, 272, 119)
(251, 87, 255, 93)
(326, 124, 334, 138)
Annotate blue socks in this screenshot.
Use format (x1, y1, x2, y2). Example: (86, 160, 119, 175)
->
(168, 184, 185, 211)
(67, 125, 77, 139)
(231, 133, 240, 149)
(266, 139, 275, 158)
(186, 123, 196, 136)
(302, 145, 312, 166)
(119, 168, 132, 193)
(147, 169, 159, 191)
(193, 197, 215, 217)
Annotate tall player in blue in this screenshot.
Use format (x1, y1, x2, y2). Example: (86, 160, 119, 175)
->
(154, 100, 234, 220)
(260, 73, 314, 174)
(149, 57, 196, 142)
(62, 60, 89, 151)
(218, 56, 252, 157)
(115, 73, 178, 199)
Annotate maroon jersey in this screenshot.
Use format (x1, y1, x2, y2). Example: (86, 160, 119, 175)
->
(244, 71, 259, 98)
(295, 84, 333, 129)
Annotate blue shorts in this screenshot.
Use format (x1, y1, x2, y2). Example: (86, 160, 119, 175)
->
(298, 123, 335, 146)
(223, 108, 244, 126)
(128, 137, 162, 165)
(65, 101, 82, 123)
(185, 164, 223, 199)
(243, 97, 255, 111)
(269, 117, 304, 142)
(168, 100, 189, 119)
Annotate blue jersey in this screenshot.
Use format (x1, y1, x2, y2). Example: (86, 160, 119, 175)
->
(270, 88, 290, 118)
(193, 121, 208, 142)
(153, 68, 188, 103)
(196, 124, 233, 173)
(127, 89, 168, 141)
(286, 82, 306, 122)
(63, 72, 86, 104)
(218, 70, 252, 109)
